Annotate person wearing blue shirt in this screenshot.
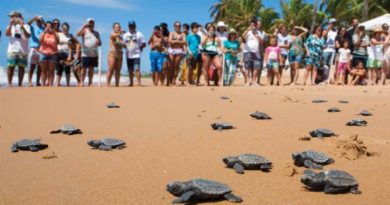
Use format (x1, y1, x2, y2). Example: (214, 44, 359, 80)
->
(222, 28, 240, 86)
(27, 16, 44, 86)
(186, 22, 202, 85)
(304, 25, 325, 85)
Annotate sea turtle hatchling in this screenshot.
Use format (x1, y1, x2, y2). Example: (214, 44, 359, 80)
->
(312, 99, 327, 103)
(211, 122, 234, 131)
(87, 138, 126, 150)
(107, 102, 120, 108)
(223, 154, 272, 174)
(250, 111, 272, 120)
(166, 178, 242, 204)
(359, 110, 372, 116)
(327, 107, 341, 112)
(220, 96, 230, 100)
(309, 128, 336, 138)
(346, 119, 367, 126)
(50, 124, 82, 135)
(338, 100, 349, 104)
(11, 139, 48, 152)
(301, 169, 361, 194)
(292, 150, 335, 169)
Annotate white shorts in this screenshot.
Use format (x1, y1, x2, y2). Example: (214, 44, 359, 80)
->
(168, 48, 185, 56)
(28, 48, 40, 66)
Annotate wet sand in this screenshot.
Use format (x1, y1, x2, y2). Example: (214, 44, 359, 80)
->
(1, 85, 390, 205)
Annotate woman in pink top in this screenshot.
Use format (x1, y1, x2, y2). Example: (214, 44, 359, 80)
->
(264, 36, 282, 86)
(39, 21, 59, 86)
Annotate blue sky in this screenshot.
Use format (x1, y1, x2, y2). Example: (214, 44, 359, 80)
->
(0, 0, 310, 72)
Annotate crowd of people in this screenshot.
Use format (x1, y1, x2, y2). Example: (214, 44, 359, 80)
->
(4, 10, 390, 87)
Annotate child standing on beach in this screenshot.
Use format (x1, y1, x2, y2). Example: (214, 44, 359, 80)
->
(264, 36, 281, 86)
(335, 41, 351, 85)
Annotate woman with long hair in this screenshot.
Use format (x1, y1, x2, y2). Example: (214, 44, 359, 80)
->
(201, 24, 222, 86)
(39, 21, 59, 86)
(168, 21, 186, 85)
(106, 22, 124, 87)
(288, 26, 308, 85)
(56, 22, 74, 86)
(303, 25, 324, 85)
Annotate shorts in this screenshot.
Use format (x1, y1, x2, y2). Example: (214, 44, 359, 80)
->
(366, 58, 382, 68)
(305, 55, 321, 68)
(280, 53, 288, 60)
(168, 48, 185, 56)
(202, 50, 219, 58)
(57, 52, 71, 76)
(28, 48, 40, 65)
(40, 53, 58, 63)
(7, 52, 28, 67)
(243, 52, 262, 70)
(288, 54, 302, 63)
(352, 54, 367, 68)
(266, 60, 279, 70)
(150, 51, 163, 73)
(82, 57, 98, 68)
(323, 51, 335, 66)
(337, 62, 349, 74)
(127, 58, 141, 72)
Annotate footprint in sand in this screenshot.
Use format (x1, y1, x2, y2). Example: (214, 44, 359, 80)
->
(334, 135, 379, 160)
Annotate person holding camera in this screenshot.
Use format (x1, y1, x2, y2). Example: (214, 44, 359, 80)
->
(27, 15, 44, 87)
(201, 24, 222, 86)
(39, 21, 59, 87)
(5, 11, 31, 87)
(77, 18, 101, 87)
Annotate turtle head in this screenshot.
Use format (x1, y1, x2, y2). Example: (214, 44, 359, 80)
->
(87, 140, 102, 148)
(292, 152, 303, 165)
(167, 181, 187, 197)
(223, 156, 239, 167)
(301, 170, 325, 191)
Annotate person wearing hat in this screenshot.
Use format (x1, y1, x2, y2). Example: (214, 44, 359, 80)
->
(216, 21, 228, 44)
(323, 18, 338, 69)
(5, 11, 31, 87)
(27, 15, 45, 86)
(76, 18, 101, 87)
(222, 28, 240, 86)
(366, 27, 385, 85)
(123, 21, 146, 86)
(352, 25, 369, 71)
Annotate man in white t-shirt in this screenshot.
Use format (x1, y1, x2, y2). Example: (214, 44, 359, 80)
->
(6, 11, 30, 87)
(123, 21, 146, 86)
(242, 19, 265, 86)
(323, 18, 338, 67)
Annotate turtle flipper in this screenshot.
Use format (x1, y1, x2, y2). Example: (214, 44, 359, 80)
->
(29, 146, 39, 152)
(303, 160, 323, 170)
(260, 164, 272, 171)
(98, 145, 112, 151)
(224, 193, 243, 203)
(350, 187, 362, 194)
(11, 144, 18, 152)
(233, 163, 245, 174)
(50, 130, 61, 134)
(172, 191, 195, 204)
(324, 183, 346, 194)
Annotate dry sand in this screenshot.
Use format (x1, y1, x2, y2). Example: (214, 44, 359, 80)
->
(1, 84, 390, 205)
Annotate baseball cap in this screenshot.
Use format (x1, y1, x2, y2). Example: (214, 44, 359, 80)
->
(128, 21, 136, 27)
(86, 18, 95, 23)
(8, 10, 21, 17)
(329, 18, 337, 24)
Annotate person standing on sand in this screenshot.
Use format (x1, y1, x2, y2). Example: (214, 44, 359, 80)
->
(186, 22, 202, 85)
(352, 26, 369, 70)
(6, 11, 30, 87)
(222, 28, 240, 86)
(242, 19, 264, 86)
(201, 24, 223, 86)
(39, 21, 59, 87)
(124, 21, 146, 87)
(56, 23, 75, 87)
(288, 26, 308, 85)
(323, 18, 338, 71)
(77, 18, 101, 87)
(106, 23, 124, 87)
(168, 21, 186, 85)
(160, 22, 170, 85)
(265, 36, 282, 86)
(303, 25, 325, 86)
(148, 26, 165, 86)
(65, 38, 81, 84)
(275, 24, 291, 82)
(367, 28, 385, 85)
(27, 16, 44, 87)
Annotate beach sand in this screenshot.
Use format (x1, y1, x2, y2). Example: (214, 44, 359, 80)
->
(1, 84, 390, 205)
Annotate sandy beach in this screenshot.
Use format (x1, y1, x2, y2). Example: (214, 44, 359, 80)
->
(1, 84, 390, 205)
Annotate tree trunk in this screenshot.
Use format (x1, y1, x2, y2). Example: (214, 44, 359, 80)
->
(363, 0, 369, 21)
(310, 0, 319, 34)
